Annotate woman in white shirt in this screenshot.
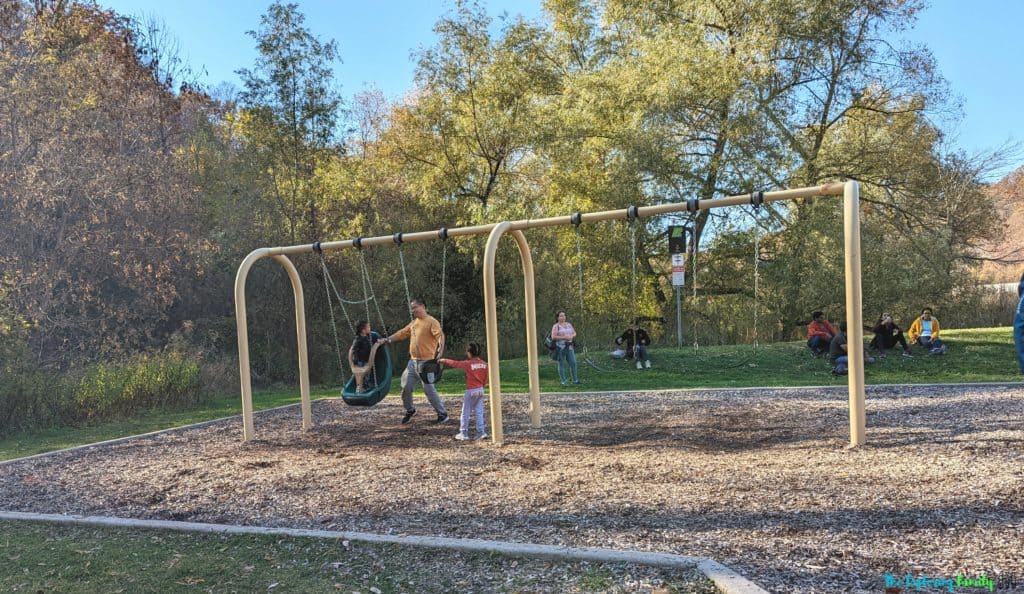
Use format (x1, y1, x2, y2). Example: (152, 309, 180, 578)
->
(551, 310, 581, 385)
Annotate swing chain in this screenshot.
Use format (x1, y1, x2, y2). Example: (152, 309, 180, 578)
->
(398, 245, 413, 321)
(358, 253, 372, 324)
(350, 249, 393, 389)
(574, 224, 585, 314)
(630, 218, 638, 312)
(751, 206, 763, 351)
(358, 251, 390, 339)
(318, 254, 348, 385)
(440, 239, 447, 329)
(438, 224, 451, 327)
(691, 219, 700, 352)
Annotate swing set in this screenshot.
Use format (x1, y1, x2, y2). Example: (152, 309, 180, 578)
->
(235, 181, 868, 447)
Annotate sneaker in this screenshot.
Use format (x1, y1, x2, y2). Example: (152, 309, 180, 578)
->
(930, 347, 941, 354)
(455, 432, 469, 441)
(902, 350, 914, 358)
(866, 356, 875, 364)
(572, 380, 582, 385)
(476, 432, 488, 441)
(636, 361, 643, 370)
(560, 381, 567, 386)
(940, 345, 947, 354)
(644, 360, 651, 368)
(434, 413, 450, 424)
(401, 409, 416, 424)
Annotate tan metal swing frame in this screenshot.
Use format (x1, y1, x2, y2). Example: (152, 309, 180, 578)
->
(235, 181, 866, 447)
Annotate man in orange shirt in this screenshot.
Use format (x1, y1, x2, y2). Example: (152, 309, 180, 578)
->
(380, 298, 449, 425)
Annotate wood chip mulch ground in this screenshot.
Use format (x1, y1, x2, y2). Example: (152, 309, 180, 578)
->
(1, 384, 1022, 593)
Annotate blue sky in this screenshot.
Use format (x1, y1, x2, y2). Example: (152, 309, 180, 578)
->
(102, 0, 1023, 178)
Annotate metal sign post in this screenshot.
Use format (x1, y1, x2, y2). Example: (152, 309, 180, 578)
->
(668, 225, 688, 347)
(671, 253, 685, 346)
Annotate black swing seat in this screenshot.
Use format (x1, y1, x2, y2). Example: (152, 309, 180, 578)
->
(341, 332, 393, 406)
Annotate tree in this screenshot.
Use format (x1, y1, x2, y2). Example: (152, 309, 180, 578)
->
(236, 1, 343, 242)
(0, 1, 205, 364)
(397, 0, 559, 216)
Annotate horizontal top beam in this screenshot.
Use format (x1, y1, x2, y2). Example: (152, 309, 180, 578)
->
(264, 182, 845, 257)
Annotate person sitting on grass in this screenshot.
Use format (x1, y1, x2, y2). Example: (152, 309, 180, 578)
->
(615, 322, 652, 369)
(829, 321, 875, 375)
(439, 342, 489, 441)
(869, 312, 913, 358)
(907, 307, 947, 354)
(807, 311, 838, 357)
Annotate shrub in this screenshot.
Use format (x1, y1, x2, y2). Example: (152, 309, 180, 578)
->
(72, 352, 201, 422)
(198, 356, 239, 397)
(0, 365, 67, 438)
(0, 305, 68, 437)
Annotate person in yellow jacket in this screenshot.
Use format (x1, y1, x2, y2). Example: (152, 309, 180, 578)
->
(379, 298, 449, 424)
(907, 307, 947, 354)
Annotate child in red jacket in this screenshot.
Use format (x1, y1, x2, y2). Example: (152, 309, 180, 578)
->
(439, 342, 489, 441)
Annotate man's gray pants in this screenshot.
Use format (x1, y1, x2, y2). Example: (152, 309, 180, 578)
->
(401, 359, 447, 415)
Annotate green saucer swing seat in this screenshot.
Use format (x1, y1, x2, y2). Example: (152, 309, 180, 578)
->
(341, 332, 393, 406)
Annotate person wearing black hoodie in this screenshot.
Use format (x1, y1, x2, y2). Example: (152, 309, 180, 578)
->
(869, 313, 913, 358)
(616, 323, 652, 369)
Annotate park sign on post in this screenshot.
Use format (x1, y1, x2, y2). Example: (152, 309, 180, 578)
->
(668, 225, 687, 254)
(671, 253, 686, 287)
(669, 225, 687, 287)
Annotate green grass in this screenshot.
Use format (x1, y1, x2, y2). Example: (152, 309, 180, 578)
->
(0, 388, 324, 462)
(494, 326, 1022, 393)
(2, 327, 1018, 462)
(0, 521, 714, 593)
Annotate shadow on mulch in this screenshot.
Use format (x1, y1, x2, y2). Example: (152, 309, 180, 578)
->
(227, 384, 1024, 454)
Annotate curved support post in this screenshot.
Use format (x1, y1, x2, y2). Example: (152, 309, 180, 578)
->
(234, 249, 312, 441)
(508, 230, 541, 428)
(271, 255, 312, 434)
(483, 223, 509, 445)
(235, 248, 269, 441)
(483, 223, 541, 444)
(843, 180, 866, 446)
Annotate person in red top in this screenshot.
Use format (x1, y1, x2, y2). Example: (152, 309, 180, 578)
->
(439, 342, 490, 441)
(806, 311, 838, 357)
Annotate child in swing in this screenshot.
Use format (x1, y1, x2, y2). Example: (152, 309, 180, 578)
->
(349, 321, 374, 394)
(439, 342, 489, 441)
